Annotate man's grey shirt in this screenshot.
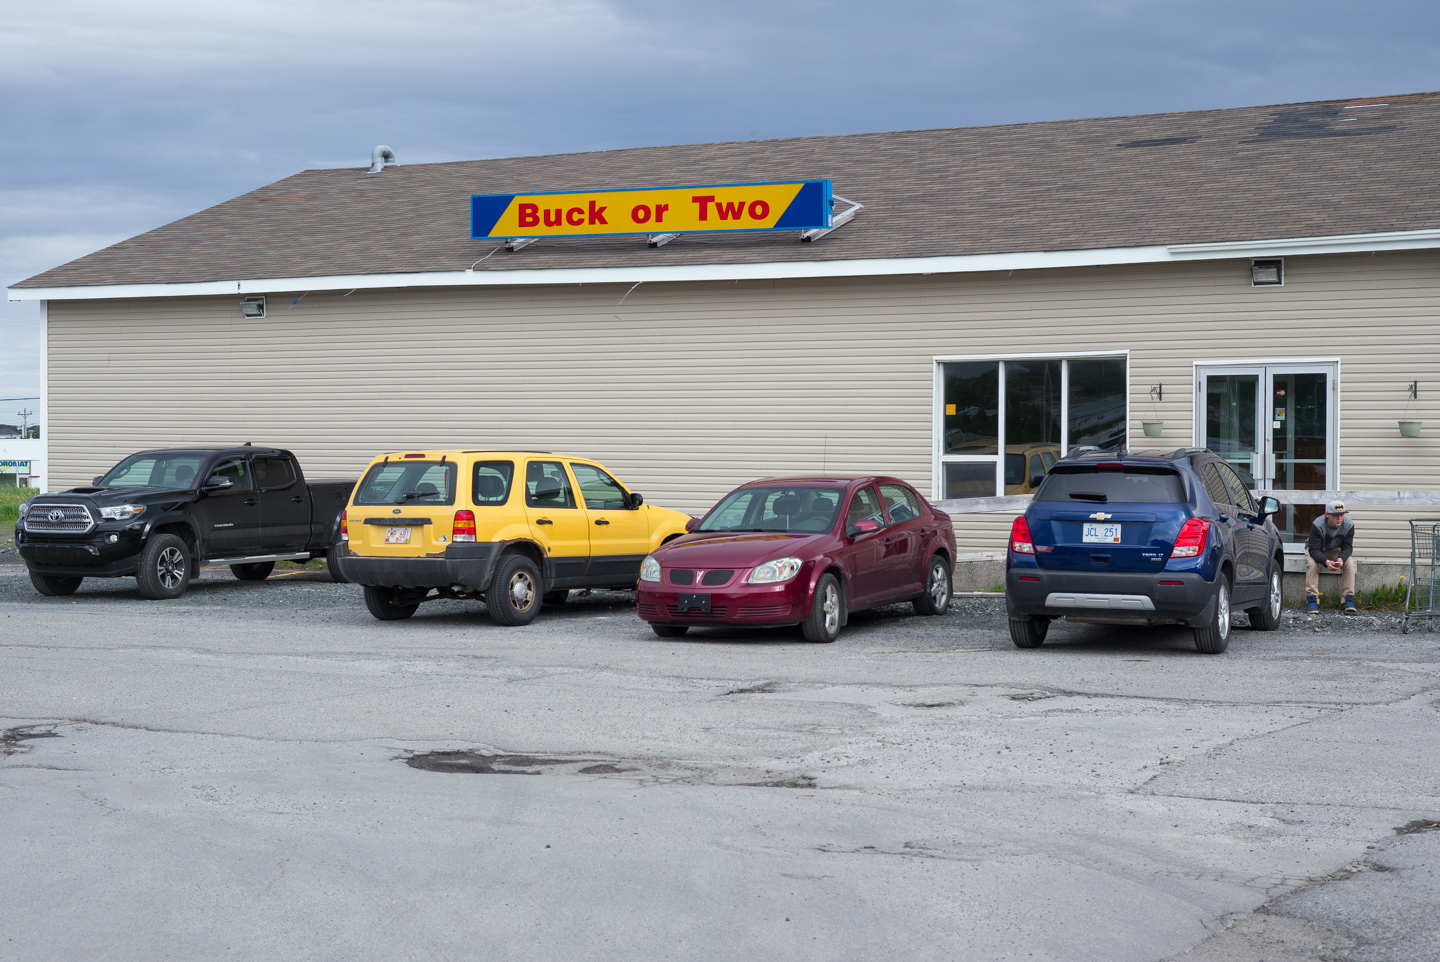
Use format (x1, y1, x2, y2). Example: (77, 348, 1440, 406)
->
(1307, 516, 1354, 563)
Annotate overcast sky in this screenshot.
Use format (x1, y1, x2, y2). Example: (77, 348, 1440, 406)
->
(4, 0, 1439, 406)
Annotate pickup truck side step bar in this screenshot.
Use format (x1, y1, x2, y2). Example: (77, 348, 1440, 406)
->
(205, 552, 313, 565)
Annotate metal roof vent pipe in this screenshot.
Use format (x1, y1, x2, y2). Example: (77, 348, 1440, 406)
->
(368, 145, 396, 173)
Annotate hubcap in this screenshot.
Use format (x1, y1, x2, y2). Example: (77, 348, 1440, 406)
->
(1269, 572, 1282, 618)
(509, 570, 536, 611)
(157, 546, 185, 589)
(1217, 584, 1230, 640)
(821, 583, 840, 634)
(929, 562, 950, 609)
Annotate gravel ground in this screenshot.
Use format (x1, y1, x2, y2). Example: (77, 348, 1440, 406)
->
(2, 564, 1438, 961)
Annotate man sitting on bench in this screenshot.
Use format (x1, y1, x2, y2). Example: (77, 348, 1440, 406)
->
(1306, 499, 1356, 614)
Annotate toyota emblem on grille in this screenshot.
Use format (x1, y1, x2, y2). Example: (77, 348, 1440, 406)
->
(48, 509, 66, 523)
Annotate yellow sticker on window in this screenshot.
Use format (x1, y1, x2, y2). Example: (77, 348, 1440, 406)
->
(945, 404, 957, 416)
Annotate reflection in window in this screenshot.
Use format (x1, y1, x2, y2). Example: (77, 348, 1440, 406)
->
(1206, 375, 1258, 463)
(472, 461, 514, 505)
(1068, 358, 1127, 452)
(938, 356, 1127, 499)
(945, 462, 996, 499)
(943, 362, 998, 455)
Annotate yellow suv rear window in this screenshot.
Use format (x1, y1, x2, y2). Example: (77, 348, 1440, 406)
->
(354, 461, 457, 506)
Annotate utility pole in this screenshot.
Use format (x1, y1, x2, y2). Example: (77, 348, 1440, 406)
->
(17, 409, 33, 435)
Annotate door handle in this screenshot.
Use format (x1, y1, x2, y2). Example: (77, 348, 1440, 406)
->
(244, 498, 258, 506)
(535, 518, 554, 526)
(291, 496, 304, 503)
(594, 519, 610, 526)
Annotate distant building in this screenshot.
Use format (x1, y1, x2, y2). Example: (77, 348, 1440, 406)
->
(0, 424, 21, 439)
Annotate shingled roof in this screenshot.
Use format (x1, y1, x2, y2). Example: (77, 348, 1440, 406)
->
(15, 92, 1440, 289)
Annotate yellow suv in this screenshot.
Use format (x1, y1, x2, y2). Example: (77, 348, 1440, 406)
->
(334, 450, 692, 625)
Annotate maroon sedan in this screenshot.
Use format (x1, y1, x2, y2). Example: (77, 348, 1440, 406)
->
(635, 477, 957, 642)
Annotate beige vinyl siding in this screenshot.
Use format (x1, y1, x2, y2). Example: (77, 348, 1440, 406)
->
(45, 250, 1440, 562)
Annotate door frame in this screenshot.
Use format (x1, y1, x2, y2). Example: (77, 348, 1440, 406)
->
(1193, 358, 1341, 551)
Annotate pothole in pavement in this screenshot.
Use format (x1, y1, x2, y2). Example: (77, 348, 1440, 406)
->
(720, 681, 781, 696)
(900, 701, 962, 709)
(1, 725, 60, 756)
(403, 749, 818, 788)
(1394, 818, 1440, 835)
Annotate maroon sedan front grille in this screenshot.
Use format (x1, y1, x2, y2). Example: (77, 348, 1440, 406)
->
(668, 569, 695, 586)
(637, 602, 661, 618)
(666, 605, 728, 620)
(737, 605, 789, 618)
(700, 569, 735, 586)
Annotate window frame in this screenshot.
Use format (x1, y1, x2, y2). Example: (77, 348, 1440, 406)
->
(932, 351, 1130, 501)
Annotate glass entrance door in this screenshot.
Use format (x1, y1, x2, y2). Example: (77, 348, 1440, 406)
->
(1198, 363, 1336, 544)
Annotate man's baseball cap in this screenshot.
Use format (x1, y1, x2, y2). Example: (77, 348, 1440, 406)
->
(1327, 500, 1348, 515)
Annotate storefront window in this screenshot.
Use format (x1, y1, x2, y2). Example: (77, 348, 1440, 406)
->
(937, 355, 1127, 499)
(942, 362, 998, 455)
(1068, 358, 1127, 452)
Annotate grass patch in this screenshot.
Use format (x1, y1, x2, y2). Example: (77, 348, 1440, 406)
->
(983, 584, 1005, 593)
(1359, 581, 1408, 613)
(0, 488, 38, 526)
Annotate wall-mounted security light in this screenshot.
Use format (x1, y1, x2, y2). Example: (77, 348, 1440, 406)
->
(240, 296, 266, 318)
(1251, 258, 1284, 287)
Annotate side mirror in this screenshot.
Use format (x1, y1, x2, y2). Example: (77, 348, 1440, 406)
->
(628, 492, 644, 509)
(1258, 495, 1280, 518)
(684, 517, 700, 532)
(848, 518, 881, 538)
(532, 477, 562, 501)
(1030, 475, 1045, 489)
(92, 476, 105, 486)
(203, 475, 234, 491)
(846, 523, 863, 538)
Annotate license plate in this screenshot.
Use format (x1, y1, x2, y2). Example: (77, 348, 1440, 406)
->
(384, 527, 412, 544)
(677, 593, 712, 613)
(1082, 523, 1122, 544)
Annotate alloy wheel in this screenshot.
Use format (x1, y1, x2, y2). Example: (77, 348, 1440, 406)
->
(1217, 583, 1231, 640)
(157, 547, 186, 589)
(929, 561, 950, 609)
(821, 582, 840, 633)
(509, 570, 536, 612)
(1269, 572, 1282, 620)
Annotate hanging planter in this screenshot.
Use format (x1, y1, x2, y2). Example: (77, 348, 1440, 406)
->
(1142, 420, 1165, 437)
(1399, 419, 1422, 437)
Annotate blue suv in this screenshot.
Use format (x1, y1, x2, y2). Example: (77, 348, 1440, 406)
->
(1005, 448, 1284, 654)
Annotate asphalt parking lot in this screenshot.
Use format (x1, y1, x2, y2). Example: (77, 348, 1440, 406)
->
(2, 564, 1438, 962)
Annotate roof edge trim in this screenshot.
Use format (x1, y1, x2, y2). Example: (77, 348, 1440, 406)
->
(11, 228, 1440, 301)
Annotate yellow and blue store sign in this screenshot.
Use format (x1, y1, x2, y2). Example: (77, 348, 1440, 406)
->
(471, 181, 832, 239)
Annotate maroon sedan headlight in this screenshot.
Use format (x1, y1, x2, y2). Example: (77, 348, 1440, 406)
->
(747, 557, 803, 584)
(640, 555, 662, 582)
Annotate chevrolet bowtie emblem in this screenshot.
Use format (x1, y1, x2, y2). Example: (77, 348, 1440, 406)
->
(1089, 512, 1112, 520)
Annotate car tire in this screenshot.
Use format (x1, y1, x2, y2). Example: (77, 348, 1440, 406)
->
(136, 534, 192, 600)
(362, 585, 419, 621)
(801, 573, 843, 643)
(230, 561, 275, 581)
(1247, 563, 1283, 631)
(1009, 616, 1049, 648)
(1193, 574, 1232, 654)
(913, 554, 953, 615)
(543, 589, 570, 606)
(651, 624, 689, 638)
(327, 545, 348, 584)
(29, 571, 82, 596)
(487, 554, 542, 626)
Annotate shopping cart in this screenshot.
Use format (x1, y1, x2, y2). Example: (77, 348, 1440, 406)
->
(1403, 519, 1440, 632)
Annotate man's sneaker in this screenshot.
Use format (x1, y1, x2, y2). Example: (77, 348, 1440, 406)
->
(1306, 594, 1320, 613)
(1342, 594, 1358, 614)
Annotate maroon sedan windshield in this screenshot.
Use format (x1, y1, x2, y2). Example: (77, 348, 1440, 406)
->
(697, 486, 843, 533)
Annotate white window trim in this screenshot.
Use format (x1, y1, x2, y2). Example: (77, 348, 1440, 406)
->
(932, 351, 1129, 501)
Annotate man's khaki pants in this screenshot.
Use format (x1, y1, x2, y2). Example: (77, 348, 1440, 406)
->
(1305, 549, 1356, 598)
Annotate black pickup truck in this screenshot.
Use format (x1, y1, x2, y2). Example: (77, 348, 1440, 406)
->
(16, 446, 354, 599)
